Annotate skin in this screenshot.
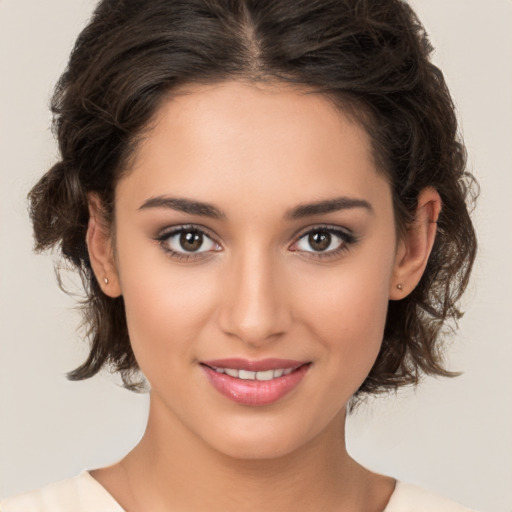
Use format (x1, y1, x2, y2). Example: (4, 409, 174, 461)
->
(87, 81, 440, 512)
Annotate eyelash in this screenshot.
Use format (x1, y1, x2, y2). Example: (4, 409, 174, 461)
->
(290, 225, 357, 260)
(155, 224, 357, 262)
(155, 224, 221, 262)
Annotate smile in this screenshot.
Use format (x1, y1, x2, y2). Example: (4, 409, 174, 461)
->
(200, 359, 311, 406)
(209, 367, 295, 381)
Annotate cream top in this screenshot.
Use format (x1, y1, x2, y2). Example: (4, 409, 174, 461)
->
(0, 471, 476, 512)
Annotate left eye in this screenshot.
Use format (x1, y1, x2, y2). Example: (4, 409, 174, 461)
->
(294, 228, 349, 253)
(161, 228, 219, 254)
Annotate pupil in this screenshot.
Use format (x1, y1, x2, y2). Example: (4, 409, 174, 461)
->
(309, 231, 331, 251)
(180, 231, 203, 252)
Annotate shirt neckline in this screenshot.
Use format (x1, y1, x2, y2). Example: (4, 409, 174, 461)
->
(83, 470, 402, 512)
(80, 471, 126, 511)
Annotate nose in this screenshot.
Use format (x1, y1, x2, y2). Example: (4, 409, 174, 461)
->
(217, 249, 291, 347)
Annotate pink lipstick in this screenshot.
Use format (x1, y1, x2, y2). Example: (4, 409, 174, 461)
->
(200, 358, 310, 406)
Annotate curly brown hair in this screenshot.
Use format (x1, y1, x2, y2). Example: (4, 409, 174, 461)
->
(29, 0, 477, 395)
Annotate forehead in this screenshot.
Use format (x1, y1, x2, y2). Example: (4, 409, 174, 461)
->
(118, 80, 390, 216)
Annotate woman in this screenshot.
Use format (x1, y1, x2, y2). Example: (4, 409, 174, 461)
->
(1, 0, 478, 510)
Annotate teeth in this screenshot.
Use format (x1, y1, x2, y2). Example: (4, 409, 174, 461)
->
(212, 367, 296, 380)
(239, 370, 256, 380)
(256, 370, 274, 381)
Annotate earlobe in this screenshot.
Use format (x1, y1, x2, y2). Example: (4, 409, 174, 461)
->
(389, 188, 441, 300)
(86, 194, 122, 298)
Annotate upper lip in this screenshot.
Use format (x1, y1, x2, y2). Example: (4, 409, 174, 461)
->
(200, 358, 308, 372)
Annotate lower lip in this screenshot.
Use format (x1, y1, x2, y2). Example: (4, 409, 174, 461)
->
(201, 364, 310, 406)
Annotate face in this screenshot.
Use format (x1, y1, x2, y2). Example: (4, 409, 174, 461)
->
(105, 81, 404, 459)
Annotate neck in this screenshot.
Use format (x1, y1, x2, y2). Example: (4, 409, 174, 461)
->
(94, 393, 394, 512)
(110, 396, 388, 512)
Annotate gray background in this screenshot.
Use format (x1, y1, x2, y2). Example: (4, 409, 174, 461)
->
(1, 1, 511, 510)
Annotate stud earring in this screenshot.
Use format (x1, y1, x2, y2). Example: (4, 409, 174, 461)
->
(396, 284, 403, 291)
(103, 277, 109, 285)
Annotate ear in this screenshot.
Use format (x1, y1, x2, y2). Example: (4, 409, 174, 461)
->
(389, 187, 441, 300)
(86, 193, 122, 298)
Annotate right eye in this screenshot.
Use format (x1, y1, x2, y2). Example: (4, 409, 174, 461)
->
(157, 226, 221, 260)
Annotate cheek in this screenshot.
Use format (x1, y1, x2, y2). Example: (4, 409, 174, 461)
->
(294, 254, 394, 365)
(116, 247, 219, 370)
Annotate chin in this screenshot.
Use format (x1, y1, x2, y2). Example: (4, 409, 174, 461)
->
(212, 434, 303, 461)
(198, 414, 327, 462)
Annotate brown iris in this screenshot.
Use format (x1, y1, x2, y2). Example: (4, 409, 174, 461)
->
(308, 230, 331, 251)
(180, 230, 204, 252)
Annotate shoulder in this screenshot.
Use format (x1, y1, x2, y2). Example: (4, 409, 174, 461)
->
(0, 472, 124, 512)
(384, 481, 477, 512)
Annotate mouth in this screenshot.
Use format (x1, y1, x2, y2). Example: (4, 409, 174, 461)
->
(200, 359, 311, 406)
(206, 366, 296, 381)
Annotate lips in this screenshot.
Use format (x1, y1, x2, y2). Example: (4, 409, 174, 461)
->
(200, 358, 311, 406)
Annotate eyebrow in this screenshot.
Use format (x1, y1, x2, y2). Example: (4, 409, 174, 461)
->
(138, 195, 373, 220)
(285, 197, 374, 219)
(138, 196, 226, 219)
